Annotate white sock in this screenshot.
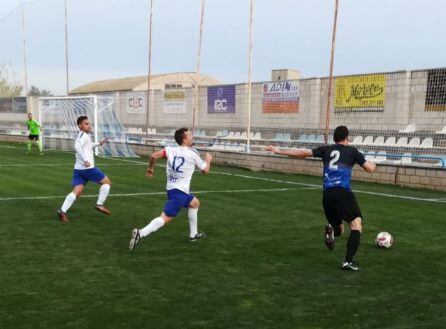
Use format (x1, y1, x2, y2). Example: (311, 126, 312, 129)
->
(96, 184, 110, 206)
(61, 192, 76, 213)
(139, 217, 165, 238)
(188, 208, 198, 238)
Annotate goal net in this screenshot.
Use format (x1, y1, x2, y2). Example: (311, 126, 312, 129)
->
(39, 96, 138, 157)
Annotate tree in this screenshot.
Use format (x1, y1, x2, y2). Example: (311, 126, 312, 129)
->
(0, 63, 23, 97)
(28, 85, 53, 97)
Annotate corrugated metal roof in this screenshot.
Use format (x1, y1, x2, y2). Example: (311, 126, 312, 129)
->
(70, 72, 220, 94)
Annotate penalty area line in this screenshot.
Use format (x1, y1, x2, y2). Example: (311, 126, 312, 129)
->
(0, 163, 144, 167)
(0, 187, 318, 202)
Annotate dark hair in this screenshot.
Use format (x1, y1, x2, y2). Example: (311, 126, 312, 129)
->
(174, 127, 189, 145)
(77, 116, 88, 126)
(333, 125, 349, 143)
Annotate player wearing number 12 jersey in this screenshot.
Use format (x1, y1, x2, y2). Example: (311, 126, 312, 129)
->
(129, 127, 213, 250)
(266, 126, 376, 271)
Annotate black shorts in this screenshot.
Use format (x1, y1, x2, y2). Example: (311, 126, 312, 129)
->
(28, 134, 39, 141)
(322, 187, 362, 227)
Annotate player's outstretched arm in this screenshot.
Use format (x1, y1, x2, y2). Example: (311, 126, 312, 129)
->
(201, 152, 213, 174)
(362, 161, 376, 173)
(147, 149, 165, 177)
(93, 138, 108, 149)
(265, 145, 313, 159)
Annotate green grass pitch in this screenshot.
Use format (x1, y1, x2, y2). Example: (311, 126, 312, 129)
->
(0, 142, 445, 329)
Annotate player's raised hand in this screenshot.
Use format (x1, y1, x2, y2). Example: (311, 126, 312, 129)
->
(146, 167, 154, 178)
(99, 137, 108, 145)
(265, 145, 279, 154)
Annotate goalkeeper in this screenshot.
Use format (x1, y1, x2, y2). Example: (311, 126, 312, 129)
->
(26, 113, 43, 155)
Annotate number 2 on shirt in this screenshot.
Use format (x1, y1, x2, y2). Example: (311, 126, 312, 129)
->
(329, 150, 340, 170)
(172, 156, 185, 173)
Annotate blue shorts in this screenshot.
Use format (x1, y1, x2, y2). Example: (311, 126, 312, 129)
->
(163, 189, 195, 217)
(72, 168, 106, 187)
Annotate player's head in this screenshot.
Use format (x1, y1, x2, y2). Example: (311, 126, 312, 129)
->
(77, 116, 91, 133)
(27, 113, 32, 119)
(333, 125, 349, 143)
(175, 127, 193, 146)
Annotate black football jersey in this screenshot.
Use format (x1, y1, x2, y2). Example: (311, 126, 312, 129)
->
(312, 144, 366, 190)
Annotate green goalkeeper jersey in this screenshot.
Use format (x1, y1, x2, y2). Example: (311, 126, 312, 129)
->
(27, 119, 41, 135)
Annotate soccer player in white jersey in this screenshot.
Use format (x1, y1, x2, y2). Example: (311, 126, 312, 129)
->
(56, 116, 112, 223)
(129, 127, 213, 250)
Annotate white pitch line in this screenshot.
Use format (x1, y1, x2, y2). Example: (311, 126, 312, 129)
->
(212, 171, 446, 203)
(105, 157, 148, 165)
(0, 163, 144, 167)
(0, 187, 318, 202)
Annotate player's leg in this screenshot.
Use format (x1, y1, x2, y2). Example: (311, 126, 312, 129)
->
(129, 190, 183, 250)
(141, 212, 173, 238)
(129, 212, 173, 250)
(341, 192, 363, 271)
(188, 197, 206, 241)
(344, 216, 362, 263)
(31, 136, 39, 151)
(57, 184, 85, 222)
(26, 135, 32, 153)
(36, 135, 43, 154)
(322, 189, 343, 250)
(95, 174, 111, 215)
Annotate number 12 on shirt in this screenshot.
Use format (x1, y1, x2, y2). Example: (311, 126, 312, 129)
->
(172, 156, 185, 173)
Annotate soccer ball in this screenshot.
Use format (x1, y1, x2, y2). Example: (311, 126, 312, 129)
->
(375, 232, 393, 249)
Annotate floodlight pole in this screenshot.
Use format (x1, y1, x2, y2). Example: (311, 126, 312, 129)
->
(21, 3, 28, 96)
(64, 0, 70, 95)
(324, 0, 339, 144)
(246, 0, 254, 153)
(192, 0, 206, 133)
(145, 0, 154, 136)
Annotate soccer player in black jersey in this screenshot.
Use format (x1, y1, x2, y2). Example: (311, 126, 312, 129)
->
(266, 126, 376, 271)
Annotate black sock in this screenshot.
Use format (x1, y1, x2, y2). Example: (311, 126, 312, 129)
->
(334, 225, 342, 237)
(345, 230, 361, 263)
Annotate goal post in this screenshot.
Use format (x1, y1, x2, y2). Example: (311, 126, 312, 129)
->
(39, 95, 138, 158)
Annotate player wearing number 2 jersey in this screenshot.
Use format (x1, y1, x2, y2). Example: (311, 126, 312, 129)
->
(266, 126, 376, 271)
(129, 127, 213, 250)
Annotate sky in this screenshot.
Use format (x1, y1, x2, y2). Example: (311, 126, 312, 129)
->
(1, 0, 446, 95)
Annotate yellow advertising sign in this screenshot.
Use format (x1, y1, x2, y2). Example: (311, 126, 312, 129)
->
(335, 74, 386, 110)
(164, 91, 185, 101)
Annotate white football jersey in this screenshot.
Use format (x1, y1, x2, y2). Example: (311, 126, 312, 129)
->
(74, 131, 99, 170)
(165, 146, 207, 194)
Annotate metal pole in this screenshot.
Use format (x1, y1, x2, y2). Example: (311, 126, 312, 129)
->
(192, 0, 206, 132)
(38, 99, 43, 150)
(324, 0, 339, 144)
(145, 0, 154, 136)
(246, 0, 254, 152)
(21, 3, 28, 96)
(93, 96, 99, 156)
(64, 0, 70, 95)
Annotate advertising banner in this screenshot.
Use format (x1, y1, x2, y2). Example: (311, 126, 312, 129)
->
(335, 74, 385, 111)
(126, 92, 145, 114)
(262, 81, 299, 113)
(425, 68, 446, 111)
(163, 90, 186, 114)
(207, 85, 236, 113)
